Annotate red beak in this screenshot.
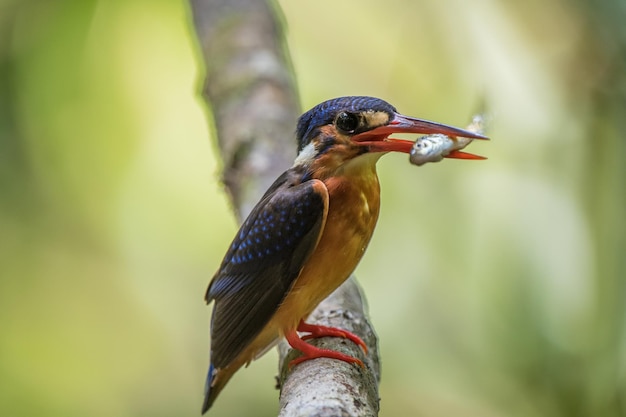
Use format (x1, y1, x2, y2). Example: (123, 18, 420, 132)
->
(352, 112, 488, 153)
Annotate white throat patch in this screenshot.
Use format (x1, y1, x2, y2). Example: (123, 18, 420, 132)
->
(293, 142, 317, 167)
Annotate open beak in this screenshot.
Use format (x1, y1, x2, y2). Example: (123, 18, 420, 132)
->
(353, 112, 488, 154)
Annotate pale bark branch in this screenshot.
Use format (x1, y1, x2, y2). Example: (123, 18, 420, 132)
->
(190, 0, 300, 220)
(278, 277, 381, 417)
(189, 1, 381, 415)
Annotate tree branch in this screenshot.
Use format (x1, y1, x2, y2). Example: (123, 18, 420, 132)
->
(189, 1, 381, 415)
(190, 0, 299, 220)
(277, 277, 381, 417)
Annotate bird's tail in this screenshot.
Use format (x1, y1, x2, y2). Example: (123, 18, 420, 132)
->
(201, 362, 239, 414)
(201, 363, 218, 414)
(202, 332, 276, 412)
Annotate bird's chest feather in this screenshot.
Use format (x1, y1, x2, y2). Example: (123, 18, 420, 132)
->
(321, 174, 381, 261)
(272, 167, 381, 332)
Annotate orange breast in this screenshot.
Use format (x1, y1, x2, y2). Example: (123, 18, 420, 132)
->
(270, 160, 381, 332)
(231, 155, 383, 367)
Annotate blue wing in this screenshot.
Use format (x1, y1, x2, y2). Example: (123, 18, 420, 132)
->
(206, 170, 328, 369)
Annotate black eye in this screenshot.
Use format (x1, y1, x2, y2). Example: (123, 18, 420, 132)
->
(335, 112, 359, 133)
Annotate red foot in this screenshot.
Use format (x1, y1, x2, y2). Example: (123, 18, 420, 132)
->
(297, 320, 368, 354)
(284, 320, 366, 369)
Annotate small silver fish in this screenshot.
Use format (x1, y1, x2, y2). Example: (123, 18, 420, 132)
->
(409, 114, 488, 166)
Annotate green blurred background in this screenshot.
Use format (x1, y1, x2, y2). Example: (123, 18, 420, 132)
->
(1, 0, 624, 416)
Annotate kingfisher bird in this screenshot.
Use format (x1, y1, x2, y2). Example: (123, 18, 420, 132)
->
(202, 96, 487, 413)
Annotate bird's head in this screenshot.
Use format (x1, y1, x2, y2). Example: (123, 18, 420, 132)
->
(294, 96, 486, 178)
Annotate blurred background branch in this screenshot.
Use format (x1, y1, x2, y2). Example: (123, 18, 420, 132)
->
(190, 0, 299, 220)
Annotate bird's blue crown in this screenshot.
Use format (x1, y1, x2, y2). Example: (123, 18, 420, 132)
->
(296, 96, 396, 151)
